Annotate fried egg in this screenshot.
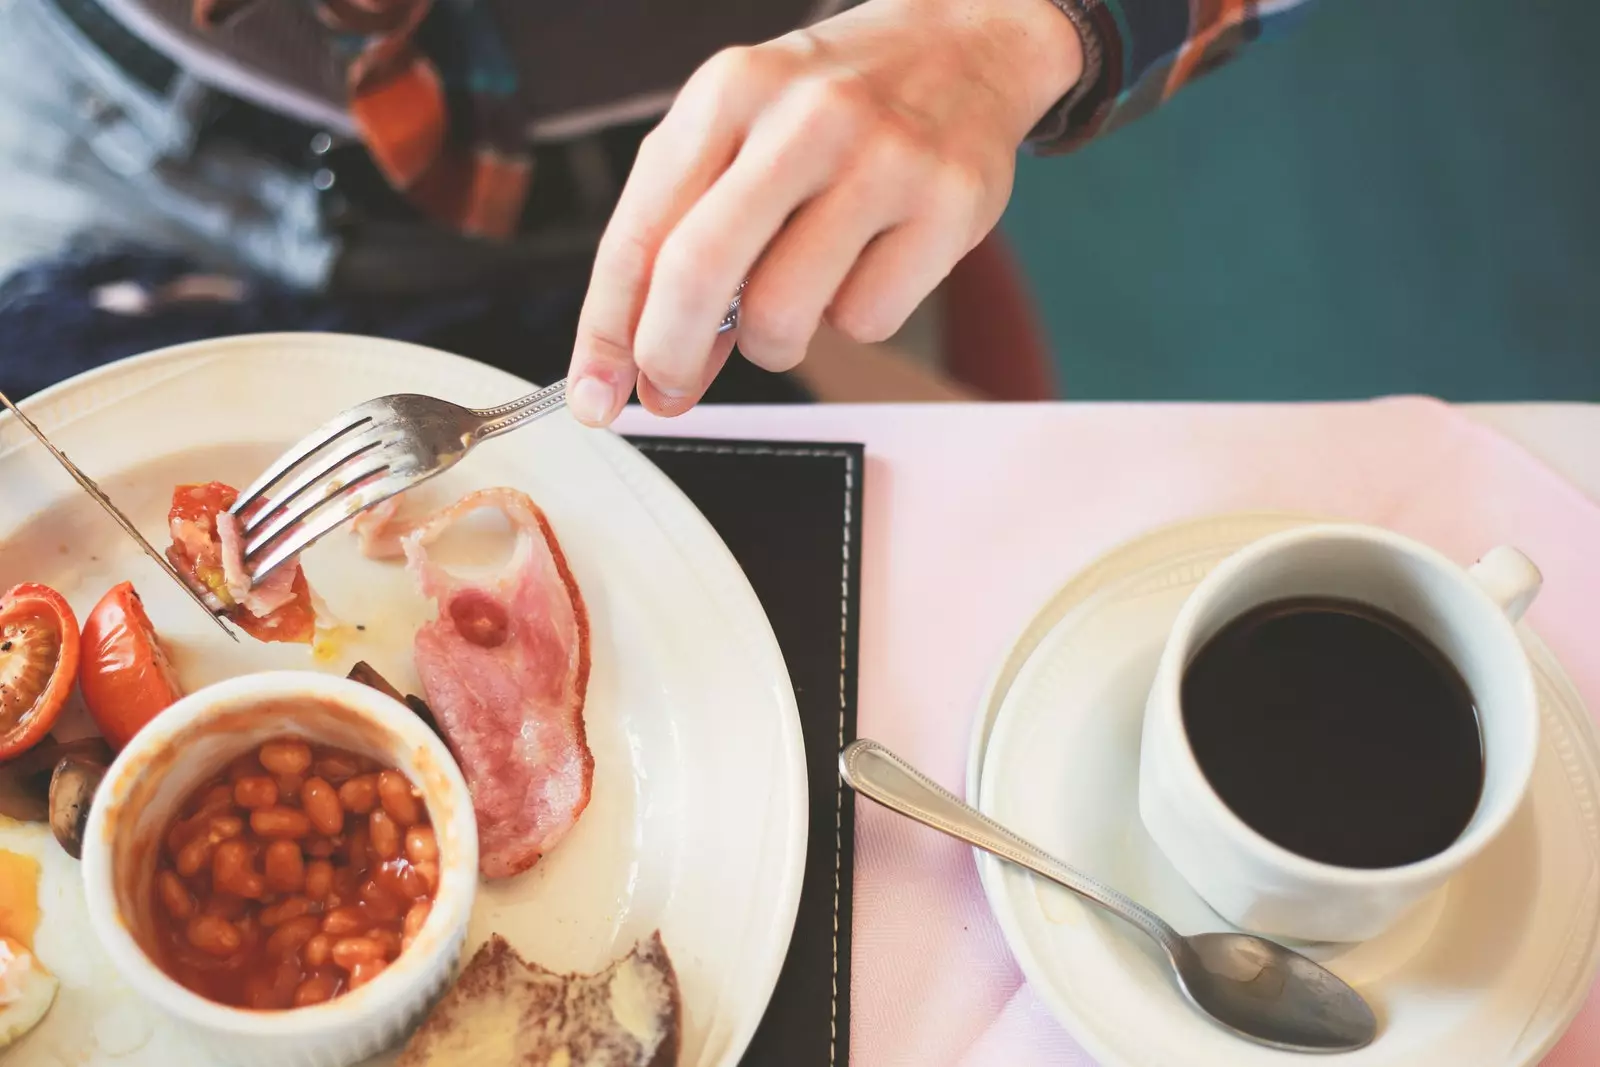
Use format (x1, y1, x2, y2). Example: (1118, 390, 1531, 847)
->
(0, 934, 57, 1048)
(0, 815, 169, 1063)
(0, 843, 56, 1050)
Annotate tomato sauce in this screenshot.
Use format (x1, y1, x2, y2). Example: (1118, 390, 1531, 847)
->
(149, 738, 438, 1010)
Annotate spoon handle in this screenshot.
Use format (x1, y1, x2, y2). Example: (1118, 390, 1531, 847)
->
(840, 739, 1183, 954)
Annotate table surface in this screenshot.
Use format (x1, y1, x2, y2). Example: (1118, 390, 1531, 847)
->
(613, 398, 1600, 1066)
(628, 401, 1600, 500)
(1465, 404, 1600, 500)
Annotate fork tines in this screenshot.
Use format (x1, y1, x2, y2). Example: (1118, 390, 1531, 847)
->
(229, 400, 416, 584)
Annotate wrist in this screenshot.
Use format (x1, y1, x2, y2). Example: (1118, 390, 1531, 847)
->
(1018, 0, 1090, 120)
(951, 0, 1088, 133)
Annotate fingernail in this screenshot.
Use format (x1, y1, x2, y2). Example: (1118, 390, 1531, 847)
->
(637, 371, 690, 401)
(568, 376, 619, 426)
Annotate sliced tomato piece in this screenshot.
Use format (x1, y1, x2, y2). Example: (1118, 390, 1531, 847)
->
(0, 583, 80, 762)
(165, 482, 317, 644)
(165, 481, 237, 610)
(79, 582, 185, 751)
(230, 567, 316, 644)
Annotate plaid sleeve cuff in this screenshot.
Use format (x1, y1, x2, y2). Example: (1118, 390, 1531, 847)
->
(1022, 0, 1106, 149)
(1025, 0, 1319, 156)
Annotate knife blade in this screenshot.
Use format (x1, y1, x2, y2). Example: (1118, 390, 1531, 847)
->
(0, 388, 238, 641)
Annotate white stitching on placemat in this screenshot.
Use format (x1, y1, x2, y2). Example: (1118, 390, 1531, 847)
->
(632, 441, 854, 1066)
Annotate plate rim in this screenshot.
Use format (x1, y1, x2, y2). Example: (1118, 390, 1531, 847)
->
(3, 332, 810, 1067)
(966, 510, 1600, 1066)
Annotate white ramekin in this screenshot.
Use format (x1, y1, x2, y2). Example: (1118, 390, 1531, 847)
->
(81, 670, 478, 1067)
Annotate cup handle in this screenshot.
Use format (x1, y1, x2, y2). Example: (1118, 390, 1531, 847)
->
(1467, 546, 1543, 622)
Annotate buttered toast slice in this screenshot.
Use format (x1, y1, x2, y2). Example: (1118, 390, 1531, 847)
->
(398, 933, 681, 1067)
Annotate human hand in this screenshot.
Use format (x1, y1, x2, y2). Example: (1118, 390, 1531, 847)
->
(563, 0, 1084, 426)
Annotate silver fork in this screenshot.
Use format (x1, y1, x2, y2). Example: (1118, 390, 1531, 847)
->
(230, 284, 746, 586)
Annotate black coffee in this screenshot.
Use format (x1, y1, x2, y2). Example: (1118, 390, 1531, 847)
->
(1180, 596, 1483, 869)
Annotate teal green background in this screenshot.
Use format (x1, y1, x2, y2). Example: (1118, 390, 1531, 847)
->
(1000, 0, 1600, 401)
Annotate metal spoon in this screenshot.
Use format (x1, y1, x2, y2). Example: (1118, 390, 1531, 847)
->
(839, 739, 1378, 1053)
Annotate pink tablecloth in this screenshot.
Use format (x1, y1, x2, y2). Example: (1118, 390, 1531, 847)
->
(618, 397, 1600, 1066)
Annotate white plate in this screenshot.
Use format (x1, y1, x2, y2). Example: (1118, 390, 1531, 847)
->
(969, 513, 1600, 1066)
(0, 334, 808, 1066)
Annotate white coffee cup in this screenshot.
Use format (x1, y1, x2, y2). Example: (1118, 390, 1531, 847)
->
(1138, 523, 1542, 944)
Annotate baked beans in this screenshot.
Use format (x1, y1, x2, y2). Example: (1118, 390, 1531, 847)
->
(301, 778, 344, 836)
(313, 753, 362, 783)
(348, 959, 387, 990)
(404, 826, 437, 864)
(369, 810, 400, 860)
(322, 905, 366, 936)
(233, 776, 279, 810)
(377, 771, 421, 826)
(259, 895, 311, 928)
(150, 738, 437, 1010)
(258, 739, 312, 777)
(303, 933, 332, 968)
(293, 972, 339, 1006)
(337, 775, 378, 815)
(304, 838, 338, 859)
(304, 859, 334, 900)
(263, 841, 307, 894)
(157, 871, 195, 920)
(251, 807, 313, 839)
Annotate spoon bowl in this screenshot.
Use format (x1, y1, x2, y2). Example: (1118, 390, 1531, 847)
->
(839, 739, 1377, 1053)
(1179, 932, 1377, 1052)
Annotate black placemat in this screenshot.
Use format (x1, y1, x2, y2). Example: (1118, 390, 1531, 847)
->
(625, 436, 863, 1067)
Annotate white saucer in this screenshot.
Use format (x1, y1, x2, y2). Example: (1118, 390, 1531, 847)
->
(968, 513, 1600, 1066)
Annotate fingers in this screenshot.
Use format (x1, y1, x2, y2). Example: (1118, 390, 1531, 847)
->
(568, 31, 1012, 426)
(828, 166, 994, 344)
(630, 75, 869, 399)
(735, 134, 919, 373)
(565, 49, 775, 426)
(825, 223, 961, 345)
(635, 331, 738, 416)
